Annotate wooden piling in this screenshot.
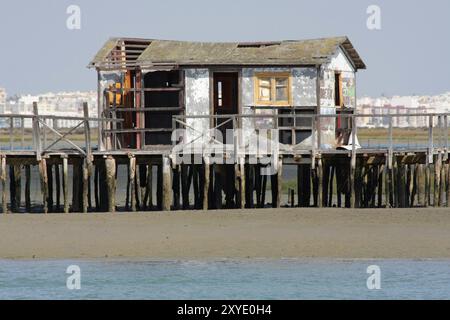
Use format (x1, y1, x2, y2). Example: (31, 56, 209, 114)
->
(63, 156, 69, 213)
(434, 154, 442, 207)
(446, 163, 450, 207)
(425, 162, 431, 207)
(246, 164, 254, 209)
(162, 155, 172, 211)
(277, 158, 283, 208)
(135, 163, 141, 210)
(55, 163, 61, 211)
(72, 160, 82, 212)
(316, 158, 322, 208)
(25, 165, 31, 212)
(328, 164, 335, 207)
(410, 164, 417, 207)
(82, 158, 89, 213)
(46, 163, 53, 212)
(1, 156, 7, 214)
(39, 159, 48, 214)
(322, 160, 329, 207)
(144, 164, 153, 210)
(203, 158, 210, 210)
(129, 155, 136, 212)
(239, 160, 246, 209)
(350, 158, 356, 208)
(173, 165, 181, 210)
(105, 156, 116, 213)
(439, 161, 446, 207)
(417, 163, 425, 207)
(10, 165, 21, 212)
(377, 164, 384, 208)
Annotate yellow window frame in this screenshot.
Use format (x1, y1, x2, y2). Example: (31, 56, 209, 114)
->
(254, 72, 292, 106)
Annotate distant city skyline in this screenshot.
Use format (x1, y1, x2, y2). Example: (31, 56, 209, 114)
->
(2, 87, 450, 129)
(0, 0, 449, 97)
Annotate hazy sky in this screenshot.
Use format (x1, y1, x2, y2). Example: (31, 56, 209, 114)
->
(0, 0, 449, 97)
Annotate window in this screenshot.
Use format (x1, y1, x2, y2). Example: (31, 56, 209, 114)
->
(217, 81, 223, 107)
(254, 73, 291, 106)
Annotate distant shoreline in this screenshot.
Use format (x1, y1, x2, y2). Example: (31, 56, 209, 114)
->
(1, 208, 450, 260)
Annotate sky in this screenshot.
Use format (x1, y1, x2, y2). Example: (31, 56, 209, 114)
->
(0, 0, 449, 97)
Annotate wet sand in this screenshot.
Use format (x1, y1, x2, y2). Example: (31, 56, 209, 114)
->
(1, 208, 450, 260)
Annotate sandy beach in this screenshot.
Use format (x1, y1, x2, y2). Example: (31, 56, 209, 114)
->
(1, 208, 450, 260)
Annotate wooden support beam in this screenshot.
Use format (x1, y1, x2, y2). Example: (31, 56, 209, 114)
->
(254, 165, 262, 208)
(135, 163, 141, 210)
(46, 162, 53, 212)
(105, 156, 116, 213)
(239, 160, 246, 209)
(246, 164, 254, 209)
(192, 164, 200, 209)
(446, 163, 450, 207)
(39, 159, 48, 214)
(157, 164, 163, 210)
(425, 162, 431, 207)
(82, 158, 89, 213)
(10, 165, 21, 212)
(377, 164, 384, 208)
(322, 160, 329, 207)
(350, 158, 356, 208)
(297, 165, 303, 207)
(55, 163, 61, 211)
(434, 154, 442, 207)
(1, 156, 7, 214)
(328, 165, 335, 207)
(181, 164, 190, 210)
(72, 160, 82, 212)
(63, 156, 69, 213)
(162, 155, 172, 211)
(203, 158, 210, 210)
(417, 164, 425, 207)
(173, 165, 181, 210)
(384, 159, 390, 208)
(129, 155, 137, 212)
(440, 161, 446, 207)
(277, 158, 283, 208)
(25, 165, 31, 212)
(144, 164, 153, 210)
(234, 163, 242, 209)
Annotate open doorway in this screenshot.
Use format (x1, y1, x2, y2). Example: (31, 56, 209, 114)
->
(213, 72, 238, 144)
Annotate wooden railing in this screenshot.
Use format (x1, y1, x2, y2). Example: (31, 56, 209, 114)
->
(172, 112, 450, 165)
(0, 102, 122, 159)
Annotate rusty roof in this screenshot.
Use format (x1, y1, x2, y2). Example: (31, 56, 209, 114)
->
(89, 36, 366, 70)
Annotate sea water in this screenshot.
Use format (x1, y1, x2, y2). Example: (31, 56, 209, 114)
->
(0, 259, 449, 300)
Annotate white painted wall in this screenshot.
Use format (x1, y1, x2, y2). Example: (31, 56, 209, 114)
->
(184, 68, 210, 144)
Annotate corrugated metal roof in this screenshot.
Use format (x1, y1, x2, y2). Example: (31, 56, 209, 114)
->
(89, 36, 366, 70)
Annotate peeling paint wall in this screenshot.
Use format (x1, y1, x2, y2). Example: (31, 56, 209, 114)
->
(184, 68, 210, 144)
(292, 67, 318, 107)
(321, 47, 356, 109)
(241, 67, 318, 147)
(319, 47, 356, 148)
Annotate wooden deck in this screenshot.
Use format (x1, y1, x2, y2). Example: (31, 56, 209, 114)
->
(1, 107, 450, 213)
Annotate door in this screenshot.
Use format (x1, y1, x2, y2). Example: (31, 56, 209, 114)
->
(213, 72, 238, 144)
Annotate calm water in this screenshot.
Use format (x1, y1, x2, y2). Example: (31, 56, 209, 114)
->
(0, 259, 449, 299)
